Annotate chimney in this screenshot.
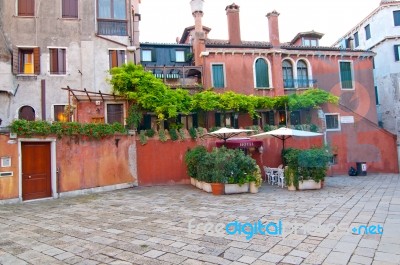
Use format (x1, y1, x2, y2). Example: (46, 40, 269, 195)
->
(190, 0, 206, 66)
(191, 0, 204, 32)
(267, 10, 280, 47)
(225, 3, 241, 45)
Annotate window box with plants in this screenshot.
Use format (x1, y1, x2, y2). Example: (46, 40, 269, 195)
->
(283, 147, 331, 191)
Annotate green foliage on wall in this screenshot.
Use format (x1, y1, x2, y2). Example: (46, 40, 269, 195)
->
(10, 120, 126, 139)
(109, 63, 339, 120)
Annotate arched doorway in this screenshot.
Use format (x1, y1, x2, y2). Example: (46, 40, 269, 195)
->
(19, 106, 35, 121)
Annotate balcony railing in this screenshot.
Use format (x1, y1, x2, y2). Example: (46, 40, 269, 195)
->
(144, 66, 203, 89)
(97, 19, 127, 36)
(284, 78, 317, 89)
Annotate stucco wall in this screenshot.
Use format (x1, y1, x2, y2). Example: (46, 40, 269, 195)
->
(0, 135, 19, 200)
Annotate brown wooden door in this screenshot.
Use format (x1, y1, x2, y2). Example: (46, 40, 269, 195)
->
(22, 142, 52, 200)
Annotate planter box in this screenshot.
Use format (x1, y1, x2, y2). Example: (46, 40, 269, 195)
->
(298, 180, 321, 190)
(225, 183, 249, 194)
(195, 180, 203, 189)
(249, 182, 259, 194)
(202, 182, 212, 193)
(190, 177, 196, 186)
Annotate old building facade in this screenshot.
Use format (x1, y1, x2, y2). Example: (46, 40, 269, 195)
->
(0, 0, 141, 127)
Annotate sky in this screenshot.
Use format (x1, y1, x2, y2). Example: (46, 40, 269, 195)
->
(139, 0, 382, 46)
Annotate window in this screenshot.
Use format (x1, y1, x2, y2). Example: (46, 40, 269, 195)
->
(53, 105, 68, 122)
(106, 103, 124, 124)
(19, 106, 35, 121)
(97, 0, 127, 35)
(394, 10, 400, 26)
(175, 51, 185, 62)
(375, 86, 379, 105)
(365, 24, 371, 40)
(215, 113, 237, 128)
(18, 0, 34, 16)
(325, 114, 340, 131)
(212, 64, 225, 88)
(109, 50, 125, 69)
(13, 47, 40, 75)
(310, 40, 317, 46)
(49, 48, 66, 75)
(255, 58, 269, 88)
(141, 50, 154, 62)
(62, 0, 78, 18)
(302, 39, 318, 46)
(339, 61, 353, 89)
(290, 111, 301, 125)
(297, 60, 308, 88)
(282, 60, 294, 88)
(261, 111, 275, 126)
(394, 45, 400, 61)
(278, 111, 286, 126)
(180, 114, 198, 130)
(354, 32, 359, 48)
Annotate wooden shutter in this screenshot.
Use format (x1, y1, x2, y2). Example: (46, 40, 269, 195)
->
(12, 46, 19, 74)
(170, 49, 176, 62)
(215, 113, 221, 127)
(395, 45, 400, 62)
(340, 62, 352, 89)
(33, 47, 40, 75)
(151, 49, 157, 62)
(212, 65, 224, 88)
(109, 50, 117, 68)
(268, 111, 275, 125)
(192, 113, 198, 128)
(62, 0, 78, 18)
(18, 0, 34, 16)
(255, 59, 269, 88)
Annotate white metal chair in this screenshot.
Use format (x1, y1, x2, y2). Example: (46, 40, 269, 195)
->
(276, 168, 285, 188)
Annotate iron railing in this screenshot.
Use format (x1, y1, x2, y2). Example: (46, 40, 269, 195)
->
(144, 66, 203, 89)
(283, 78, 317, 88)
(97, 19, 127, 36)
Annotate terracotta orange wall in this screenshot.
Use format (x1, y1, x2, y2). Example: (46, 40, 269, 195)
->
(0, 135, 19, 200)
(136, 138, 198, 186)
(57, 135, 136, 192)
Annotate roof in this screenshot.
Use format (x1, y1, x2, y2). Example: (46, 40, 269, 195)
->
(290, 30, 324, 45)
(333, 1, 400, 46)
(140, 42, 192, 48)
(205, 39, 272, 48)
(179, 25, 212, 44)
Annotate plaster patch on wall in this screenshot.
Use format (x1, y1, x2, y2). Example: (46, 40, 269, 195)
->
(128, 141, 138, 186)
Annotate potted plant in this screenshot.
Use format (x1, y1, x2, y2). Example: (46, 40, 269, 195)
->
(184, 146, 208, 187)
(126, 105, 142, 135)
(249, 166, 262, 193)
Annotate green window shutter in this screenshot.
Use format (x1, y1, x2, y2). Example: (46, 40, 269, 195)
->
(212, 65, 225, 88)
(215, 113, 221, 127)
(170, 49, 176, 62)
(193, 113, 198, 128)
(394, 11, 400, 26)
(255, 59, 269, 87)
(268, 111, 275, 125)
(340, 62, 353, 89)
(394, 45, 400, 61)
(143, 114, 151, 129)
(151, 49, 157, 62)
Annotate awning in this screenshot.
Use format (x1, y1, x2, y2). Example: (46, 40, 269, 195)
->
(216, 138, 263, 149)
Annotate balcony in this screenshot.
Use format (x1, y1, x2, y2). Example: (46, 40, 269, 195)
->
(284, 78, 317, 89)
(144, 66, 203, 89)
(97, 19, 127, 36)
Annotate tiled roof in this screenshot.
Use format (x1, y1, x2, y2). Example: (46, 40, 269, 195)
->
(205, 39, 272, 48)
(140, 42, 191, 47)
(280, 45, 374, 53)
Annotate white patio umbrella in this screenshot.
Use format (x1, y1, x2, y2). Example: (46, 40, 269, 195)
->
(250, 127, 323, 150)
(202, 127, 255, 142)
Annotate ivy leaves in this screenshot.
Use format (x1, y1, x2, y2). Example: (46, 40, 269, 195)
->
(109, 63, 338, 120)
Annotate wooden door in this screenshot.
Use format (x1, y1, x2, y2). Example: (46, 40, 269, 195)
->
(22, 142, 52, 200)
(19, 106, 35, 121)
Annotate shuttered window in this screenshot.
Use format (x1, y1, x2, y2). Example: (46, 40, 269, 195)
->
(212, 64, 225, 88)
(106, 103, 124, 124)
(282, 60, 294, 88)
(109, 50, 125, 69)
(354, 32, 359, 47)
(255, 58, 269, 88)
(297, 60, 308, 88)
(13, 47, 40, 75)
(365, 24, 371, 40)
(394, 45, 400, 61)
(339, 61, 353, 89)
(49, 48, 66, 75)
(326, 114, 340, 131)
(18, 0, 34, 16)
(62, 0, 78, 18)
(290, 111, 301, 125)
(394, 11, 400, 26)
(141, 49, 156, 62)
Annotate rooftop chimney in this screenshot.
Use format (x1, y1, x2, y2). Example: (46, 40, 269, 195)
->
(190, 0, 206, 66)
(226, 3, 241, 45)
(191, 0, 204, 32)
(267, 10, 280, 47)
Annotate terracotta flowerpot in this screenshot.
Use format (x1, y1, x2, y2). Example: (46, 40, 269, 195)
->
(211, 183, 224, 195)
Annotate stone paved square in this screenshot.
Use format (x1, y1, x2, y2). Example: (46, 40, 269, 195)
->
(0, 175, 399, 264)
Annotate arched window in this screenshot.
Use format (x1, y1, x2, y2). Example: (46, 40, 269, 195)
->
(19, 106, 35, 121)
(255, 58, 269, 88)
(282, 60, 294, 88)
(297, 60, 309, 88)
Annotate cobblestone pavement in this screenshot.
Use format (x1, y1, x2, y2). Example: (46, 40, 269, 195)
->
(0, 175, 399, 265)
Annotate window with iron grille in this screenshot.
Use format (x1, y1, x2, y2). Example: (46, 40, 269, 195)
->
(106, 103, 124, 124)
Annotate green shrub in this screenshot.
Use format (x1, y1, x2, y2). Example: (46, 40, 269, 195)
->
(189, 127, 197, 139)
(169, 128, 179, 141)
(184, 146, 207, 180)
(145, 128, 155, 138)
(139, 130, 147, 145)
(158, 130, 167, 142)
